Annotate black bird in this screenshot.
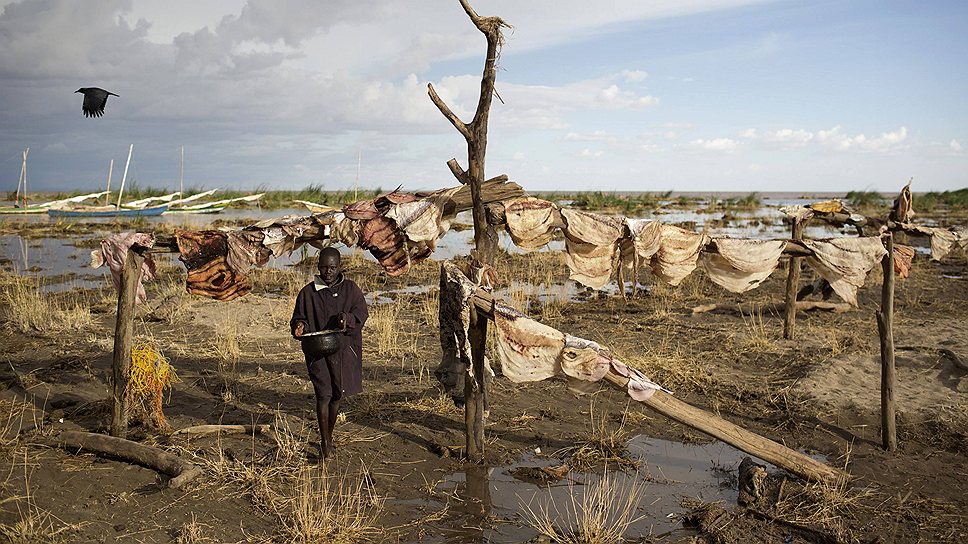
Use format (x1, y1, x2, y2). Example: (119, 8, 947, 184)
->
(75, 87, 119, 118)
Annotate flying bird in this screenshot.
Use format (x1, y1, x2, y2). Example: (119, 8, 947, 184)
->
(75, 87, 119, 118)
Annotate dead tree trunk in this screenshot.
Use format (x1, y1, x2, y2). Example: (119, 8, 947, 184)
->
(428, 0, 510, 463)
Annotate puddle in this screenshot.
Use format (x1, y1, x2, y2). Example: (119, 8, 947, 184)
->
(419, 437, 812, 543)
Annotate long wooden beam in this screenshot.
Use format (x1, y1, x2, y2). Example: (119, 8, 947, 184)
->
(468, 289, 850, 486)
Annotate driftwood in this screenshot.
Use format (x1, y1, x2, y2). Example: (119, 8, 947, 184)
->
(171, 424, 271, 437)
(33, 430, 202, 488)
(691, 301, 851, 315)
(468, 289, 849, 486)
(940, 348, 968, 372)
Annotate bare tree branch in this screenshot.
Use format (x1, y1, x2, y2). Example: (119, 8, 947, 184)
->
(447, 158, 469, 184)
(428, 83, 471, 140)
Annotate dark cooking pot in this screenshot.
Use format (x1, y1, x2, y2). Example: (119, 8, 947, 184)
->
(299, 329, 341, 359)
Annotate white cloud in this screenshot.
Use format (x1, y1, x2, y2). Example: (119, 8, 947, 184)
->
(687, 138, 738, 152)
(512, 151, 525, 160)
(564, 130, 609, 141)
(950, 139, 963, 153)
(621, 69, 649, 82)
(578, 148, 605, 158)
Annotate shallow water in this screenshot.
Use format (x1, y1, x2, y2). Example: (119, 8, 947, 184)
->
(421, 436, 812, 542)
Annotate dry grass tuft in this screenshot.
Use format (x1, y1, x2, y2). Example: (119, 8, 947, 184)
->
(521, 467, 646, 544)
(213, 309, 243, 367)
(279, 465, 384, 544)
(175, 513, 214, 543)
(774, 479, 873, 540)
(558, 400, 637, 471)
(365, 297, 417, 357)
(0, 272, 93, 333)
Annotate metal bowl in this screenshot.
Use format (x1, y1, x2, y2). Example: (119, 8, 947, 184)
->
(299, 329, 341, 359)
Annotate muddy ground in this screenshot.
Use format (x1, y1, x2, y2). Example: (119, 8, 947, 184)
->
(0, 222, 966, 543)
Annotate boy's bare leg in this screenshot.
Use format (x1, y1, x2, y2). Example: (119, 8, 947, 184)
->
(326, 399, 341, 457)
(315, 395, 332, 462)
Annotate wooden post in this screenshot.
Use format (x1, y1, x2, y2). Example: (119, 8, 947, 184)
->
(111, 247, 144, 437)
(783, 219, 804, 339)
(877, 233, 897, 451)
(429, 0, 509, 463)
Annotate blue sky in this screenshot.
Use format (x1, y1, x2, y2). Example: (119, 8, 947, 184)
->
(0, 0, 965, 194)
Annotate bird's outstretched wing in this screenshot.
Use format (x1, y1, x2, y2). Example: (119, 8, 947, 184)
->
(81, 88, 118, 118)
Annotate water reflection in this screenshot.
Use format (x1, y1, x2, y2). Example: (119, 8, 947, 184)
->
(427, 437, 790, 543)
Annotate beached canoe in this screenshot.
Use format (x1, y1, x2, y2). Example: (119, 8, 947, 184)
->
(47, 203, 169, 218)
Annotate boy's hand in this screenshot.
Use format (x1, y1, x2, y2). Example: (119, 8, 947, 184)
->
(294, 322, 305, 337)
(338, 312, 348, 332)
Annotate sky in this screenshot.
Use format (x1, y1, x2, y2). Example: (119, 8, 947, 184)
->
(0, 0, 965, 194)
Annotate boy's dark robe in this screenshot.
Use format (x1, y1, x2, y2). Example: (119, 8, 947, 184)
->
(290, 273, 368, 396)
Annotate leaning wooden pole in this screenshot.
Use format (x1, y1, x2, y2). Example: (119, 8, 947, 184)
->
(877, 233, 897, 451)
(468, 290, 848, 485)
(428, 0, 509, 463)
(783, 218, 804, 339)
(111, 247, 144, 437)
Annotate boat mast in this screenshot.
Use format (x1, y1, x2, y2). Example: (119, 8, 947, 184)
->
(105, 159, 114, 206)
(17, 147, 29, 208)
(116, 144, 133, 208)
(355, 148, 361, 201)
(179, 146, 184, 197)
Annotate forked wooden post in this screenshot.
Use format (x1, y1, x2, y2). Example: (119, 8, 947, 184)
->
(111, 247, 144, 437)
(429, 0, 509, 463)
(783, 219, 804, 339)
(877, 233, 897, 451)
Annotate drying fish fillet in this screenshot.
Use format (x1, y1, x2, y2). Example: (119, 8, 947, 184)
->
(564, 239, 616, 290)
(560, 335, 611, 383)
(503, 197, 560, 251)
(561, 209, 622, 246)
(620, 218, 661, 262)
(560, 209, 622, 289)
(929, 228, 957, 261)
(91, 232, 157, 304)
(435, 262, 478, 396)
(802, 237, 888, 306)
(609, 359, 668, 402)
(779, 205, 815, 223)
(343, 199, 380, 220)
(699, 238, 786, 293)
(331, 215, 361, 247)
(651, 225, 709, 286)
(892, 244, 915, 279)
(493, 301, 565, 383)
(360, 216, 410, 276)
(808, 200, 845, 214)
(385, 196, 450, 244)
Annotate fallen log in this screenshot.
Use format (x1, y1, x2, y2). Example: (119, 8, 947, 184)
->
(32, 430, 202, 489)
(171, 424, 272, 437)
(469, 289, 850, 486)
(691, 301, 851, 315)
